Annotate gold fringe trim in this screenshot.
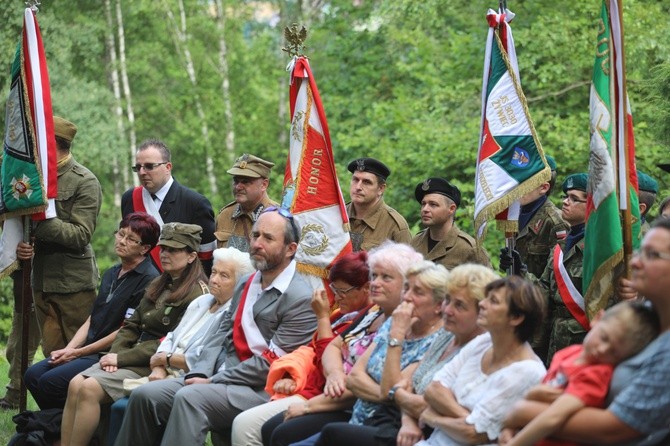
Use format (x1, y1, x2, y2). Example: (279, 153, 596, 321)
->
(475, 30, 551, 243)
(343, 222, 350, 232)
(297, 262, 329, 279)
(0, 260, 20, 280)
(584, 251, 624, 320)
(0, 204, 47, 223)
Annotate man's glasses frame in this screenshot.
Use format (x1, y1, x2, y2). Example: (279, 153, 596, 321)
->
(561, 194, 587, 204)
(131, 162, 168, 172)
(263, 206, 301, 243)
(634, 248, 670, 262)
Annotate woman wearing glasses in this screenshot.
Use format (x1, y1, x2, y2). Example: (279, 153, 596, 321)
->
(24, 212, 161, 410)
(60, 222, 208, 446)
(261, 242, 426, 446)
(230, 250, 376, 446)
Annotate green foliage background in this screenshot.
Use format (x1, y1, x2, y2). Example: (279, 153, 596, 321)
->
(0, 0, 669, 342)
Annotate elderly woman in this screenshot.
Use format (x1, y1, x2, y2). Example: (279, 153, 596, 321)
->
(60, 223, 208, 446)
(262, 242, 423, 446)
(23, 212, 160, 410)
(416, 275, 547, 446)
(230, 250, 373, 446)
(316, 264, 500, 446)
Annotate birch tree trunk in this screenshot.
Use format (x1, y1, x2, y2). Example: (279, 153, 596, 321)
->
(214, 0, 235, 164)
(163, 0, 219, 197)
(116, 0, 139, 187)
(104, 0, 126, 206)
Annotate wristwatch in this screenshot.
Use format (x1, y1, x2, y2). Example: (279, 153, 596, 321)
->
(166, 352, 173, 368)
(388, 337, 404, 348)
(387, 385, 401, 401)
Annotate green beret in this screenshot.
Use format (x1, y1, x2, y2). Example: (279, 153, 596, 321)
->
(415, 178, 461, 207)
(347, 158, 391, 180)
(53, 116, 77, 143)
(562, 173, 588, 193)
(227, 153, 275, 178)
(637, 170, 658, 194)
(545, 155, 557, 172)
(158, 223, 202, 251)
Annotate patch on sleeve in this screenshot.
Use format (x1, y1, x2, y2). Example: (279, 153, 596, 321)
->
(555, 229, 568, 240)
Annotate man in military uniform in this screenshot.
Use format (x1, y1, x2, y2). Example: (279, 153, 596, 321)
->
(215, 154, 277, 253)
(532, 173, 589, 365)
(346, 157, 411, 252)
(2, 116, 102, 409)
(636, 170, 658, 238)
(411, 177, 490, 269)
(512, 155, 569, 277)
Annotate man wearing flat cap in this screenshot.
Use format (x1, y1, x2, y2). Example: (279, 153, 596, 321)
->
(121, 139, 216, 274)
(411, 177, 490, 269)
(346, 157, 411, 251)
(637, 170, 658, 238)
(3, 116, 102, 410)
(215, 153, 278, 253)
(509, 155, 569, 278)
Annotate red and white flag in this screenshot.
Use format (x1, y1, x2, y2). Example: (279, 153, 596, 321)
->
(282, 56, 352, 293)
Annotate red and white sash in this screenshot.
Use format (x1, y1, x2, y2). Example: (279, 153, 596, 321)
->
(553, 245, 590, 330)
(232, 273, 286, 364)
(132, 186, 164, 270)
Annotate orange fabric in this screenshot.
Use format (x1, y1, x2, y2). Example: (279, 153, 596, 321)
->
(264, 345, 317, 400)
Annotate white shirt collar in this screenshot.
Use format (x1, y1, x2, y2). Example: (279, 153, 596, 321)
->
(151, 176, 174, 203)
(252, 259, 297, 294)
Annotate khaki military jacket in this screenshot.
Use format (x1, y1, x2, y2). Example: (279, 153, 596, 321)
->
(411, 225, 491, 270)
(516, 199, 570, 277)
(346, 198, 411, 252)
(214, 196, 277, 252)
(32, 156, 102, 293)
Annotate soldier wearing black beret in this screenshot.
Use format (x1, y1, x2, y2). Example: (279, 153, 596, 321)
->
(345, 157, 411, 251)
(411, 177, 490, 269)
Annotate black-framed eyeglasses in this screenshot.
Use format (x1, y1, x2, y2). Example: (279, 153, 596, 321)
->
(634, 248, 670, 262)
(114, 230, 143, 245)
(131, 162, 168, 172)
(264, 206, 300, 242)
(329, 283, 357, 296)
(561, 194, 587, 204)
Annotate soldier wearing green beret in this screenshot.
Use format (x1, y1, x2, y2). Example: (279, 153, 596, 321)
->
(2, 116, 103, 410)
(215, 154, 278, 253)
(637, 170, 658, 238)
(411, 177, 490, 269)
(346, 157, 411, 251)
(512, 155, 570, 277)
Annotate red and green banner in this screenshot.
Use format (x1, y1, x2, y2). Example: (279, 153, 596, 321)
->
(474, 8, 550, 240)
(282, 56, 352, 294)
(583, 0, 640, 318)
(0, 8, 57, 278)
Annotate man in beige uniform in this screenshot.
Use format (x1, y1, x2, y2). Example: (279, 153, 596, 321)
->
(215, 154, 277, 253)
(411, 177, 490, 269)
(345, 157, 411, 252)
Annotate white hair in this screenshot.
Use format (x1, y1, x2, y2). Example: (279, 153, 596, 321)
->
(212, 247, 254, 281)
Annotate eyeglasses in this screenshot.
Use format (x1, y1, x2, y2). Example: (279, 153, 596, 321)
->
(114, 230, 143, 245)
(329, 283, 357, 296)
(263, 206, 301, 242)
(634, 248, 670, 262)
(131, 162, 168, 172)
(561, 194, 587, 204)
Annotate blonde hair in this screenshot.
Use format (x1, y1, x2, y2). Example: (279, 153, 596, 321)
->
(602, 301, 660, 357)
(406, 261, 450, 304)
(446, 264, 500, 303)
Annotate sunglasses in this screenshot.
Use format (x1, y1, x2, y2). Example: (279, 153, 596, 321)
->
(264, 206, 300, 242)
(132, 162, 168, 172)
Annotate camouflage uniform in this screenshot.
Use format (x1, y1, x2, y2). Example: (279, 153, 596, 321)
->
(532, 237, 585, 366)
(411, 225, 491, 270)
(516, 199, 570, 277)
(346, 199, 411, 252)
(214, 196, 277, 253)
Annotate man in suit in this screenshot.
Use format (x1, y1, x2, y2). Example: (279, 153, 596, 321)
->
(115, 209, 316, 445)
(121, 139, 216, 274)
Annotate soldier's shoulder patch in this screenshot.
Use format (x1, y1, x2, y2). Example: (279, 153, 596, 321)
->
(555, 229, 568, 240)
(532, 219, 543, 234)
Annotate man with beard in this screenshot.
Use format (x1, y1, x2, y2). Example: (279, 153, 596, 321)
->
(215, 154, 278, 252)
(115, 208, 316, 445)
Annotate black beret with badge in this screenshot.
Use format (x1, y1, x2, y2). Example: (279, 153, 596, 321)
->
(347, 157, 391, 180)
(561, 173, 588, 193)
(414, 177, 462, 207)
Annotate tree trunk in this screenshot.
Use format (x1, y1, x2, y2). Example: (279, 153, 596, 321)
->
(214, 0, 235, 165)
(163, 0, 218, 197)
(116, 0, 138, 187)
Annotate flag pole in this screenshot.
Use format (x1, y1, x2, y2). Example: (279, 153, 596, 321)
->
(614, 0, 633, 278)
(19, 216, 33, 412)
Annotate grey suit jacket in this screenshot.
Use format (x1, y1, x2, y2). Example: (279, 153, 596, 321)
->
(188, 264, 315, 408)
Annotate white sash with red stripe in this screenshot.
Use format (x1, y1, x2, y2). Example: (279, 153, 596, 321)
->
(552, 245, 590, 330)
